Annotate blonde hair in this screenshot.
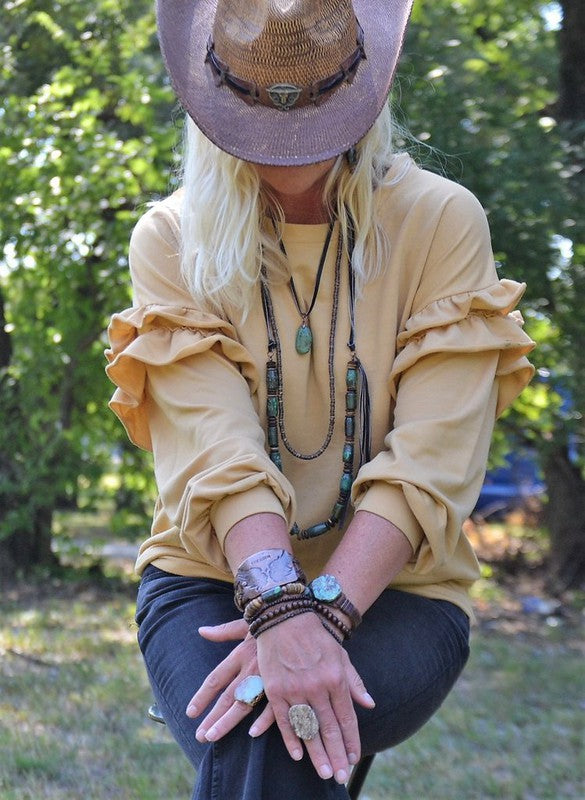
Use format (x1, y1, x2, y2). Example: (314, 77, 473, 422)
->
(180, 105, 403, 316)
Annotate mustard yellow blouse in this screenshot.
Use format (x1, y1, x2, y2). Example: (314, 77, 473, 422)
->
(106, 155, 535, 618)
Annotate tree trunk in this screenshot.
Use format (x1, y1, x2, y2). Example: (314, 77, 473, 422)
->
(558, 0, 585, 120)
(543, 446, 585, 592)
(0, 509, 57, 579)
(0, 288, 11, 369)
(541, 1, 585, 592)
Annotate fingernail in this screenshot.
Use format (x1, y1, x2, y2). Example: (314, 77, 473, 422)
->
(348, 752, 358, 765)
(205, 726, 218, 741)
(186, 703, 197, 716)
(319, 764, 333, 780)
(335, 769, 348, 784)
(195, 728, 207, 742)
(248, 725, 259, 737)
(363, 692, 375, 706)
(292, 748, 302, 761)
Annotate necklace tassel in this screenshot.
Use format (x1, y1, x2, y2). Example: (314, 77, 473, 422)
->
(356, 357, 372, 470)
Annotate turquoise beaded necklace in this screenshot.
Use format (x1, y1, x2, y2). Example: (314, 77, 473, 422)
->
(260, 214, 371, 541)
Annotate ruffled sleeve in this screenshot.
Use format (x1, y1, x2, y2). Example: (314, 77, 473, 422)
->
(104, 197, 298, 571)
(352, 279, 535, 575)
(391, 279, 535, 416)
(105, 302, 296, 570)
(105, 304, 258, 451)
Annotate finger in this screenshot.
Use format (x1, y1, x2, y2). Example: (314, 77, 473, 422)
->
(300, 726, 337, 782)
(329, 689, 361, 768)
(199, 698, 259, 743)
(345, 659, 376, 710)
(269, 699, 308, 766)
(195, 679, 247, 741)
(248, 702, 276, 738)
(309, 698, 352, 784)
(198, 619, 248, 641)
(298, 735, 336, 783)
(187, 638, 258, 718)
(186, 661, 241, 718)
(194, 660, 261, 739)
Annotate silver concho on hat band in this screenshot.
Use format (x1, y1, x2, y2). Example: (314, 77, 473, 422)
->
(267, 84, 302, 111)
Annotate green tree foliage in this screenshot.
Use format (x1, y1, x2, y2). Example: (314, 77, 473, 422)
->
(1, 0, 583, 584)
(0, 0, 177, 572)
(396, 0, 584, 588)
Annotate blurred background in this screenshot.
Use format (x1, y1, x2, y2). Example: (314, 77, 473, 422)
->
(1, 1, 583, 798)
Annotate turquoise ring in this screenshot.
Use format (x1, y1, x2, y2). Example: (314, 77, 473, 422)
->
(234, 675, 265, 707)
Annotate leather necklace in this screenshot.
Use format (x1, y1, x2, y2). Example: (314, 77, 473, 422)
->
(277, 219, 335, 355)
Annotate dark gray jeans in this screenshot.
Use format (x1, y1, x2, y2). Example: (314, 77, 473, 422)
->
(136, 566, 470, 800)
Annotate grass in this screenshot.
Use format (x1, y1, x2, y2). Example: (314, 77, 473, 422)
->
(0, 578, 193, 800)
(363, 633, 584, 799)
(0, 516, 584, 799)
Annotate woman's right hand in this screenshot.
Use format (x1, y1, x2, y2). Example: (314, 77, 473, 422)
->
(253, 611, 375, 785)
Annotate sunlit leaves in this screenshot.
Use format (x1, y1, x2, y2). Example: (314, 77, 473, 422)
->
(0, 0, 582, 560)
(398, 0, 584, 475)
(0, 0, 170, 543)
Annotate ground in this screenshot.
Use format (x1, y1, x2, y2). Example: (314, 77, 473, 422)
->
(0, 517, 583, 800)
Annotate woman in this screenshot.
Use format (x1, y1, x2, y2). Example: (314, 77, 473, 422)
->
(106, 1, 535, 798)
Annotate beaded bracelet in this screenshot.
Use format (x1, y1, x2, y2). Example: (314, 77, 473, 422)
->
(243, 582, 309, 621)
(248, 597, 317, 636)
(252, 608, 347, 644)
(251, 607, 316, 638)
(319, 619, 344, 645)
(314, 602, 352, 640)
(248, 596, 352, 641)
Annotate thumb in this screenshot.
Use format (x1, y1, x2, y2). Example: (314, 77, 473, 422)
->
(199, 618, 249, 641)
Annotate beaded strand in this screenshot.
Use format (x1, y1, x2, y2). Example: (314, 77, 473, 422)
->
(248, 596, 353, 640)
(260, 211, 369, 542)
(291, 358, 358, 540)
(243, 581, 308, 621)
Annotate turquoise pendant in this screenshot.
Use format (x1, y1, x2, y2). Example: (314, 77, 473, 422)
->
(295, 323, 313, 355)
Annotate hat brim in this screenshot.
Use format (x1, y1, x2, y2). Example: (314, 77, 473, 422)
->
(156, 0, 413, 165)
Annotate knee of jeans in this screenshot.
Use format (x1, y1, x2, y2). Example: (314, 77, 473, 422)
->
(359, 655, 466, 754)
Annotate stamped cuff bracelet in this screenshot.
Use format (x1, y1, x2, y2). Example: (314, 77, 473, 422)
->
(234, 548, 307, 611)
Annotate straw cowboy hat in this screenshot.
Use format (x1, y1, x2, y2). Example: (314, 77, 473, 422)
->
(156, 0, 413, 165)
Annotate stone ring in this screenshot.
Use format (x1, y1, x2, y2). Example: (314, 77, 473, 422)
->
(234, 675, 265, 707)
(288, 703, 319, 741)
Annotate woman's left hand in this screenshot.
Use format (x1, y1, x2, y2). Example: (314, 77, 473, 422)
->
(185, 619, 277, 742)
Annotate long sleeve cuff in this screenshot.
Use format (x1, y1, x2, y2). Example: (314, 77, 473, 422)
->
(353, 483, 425, 553)
(210, 485, 289, 552)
